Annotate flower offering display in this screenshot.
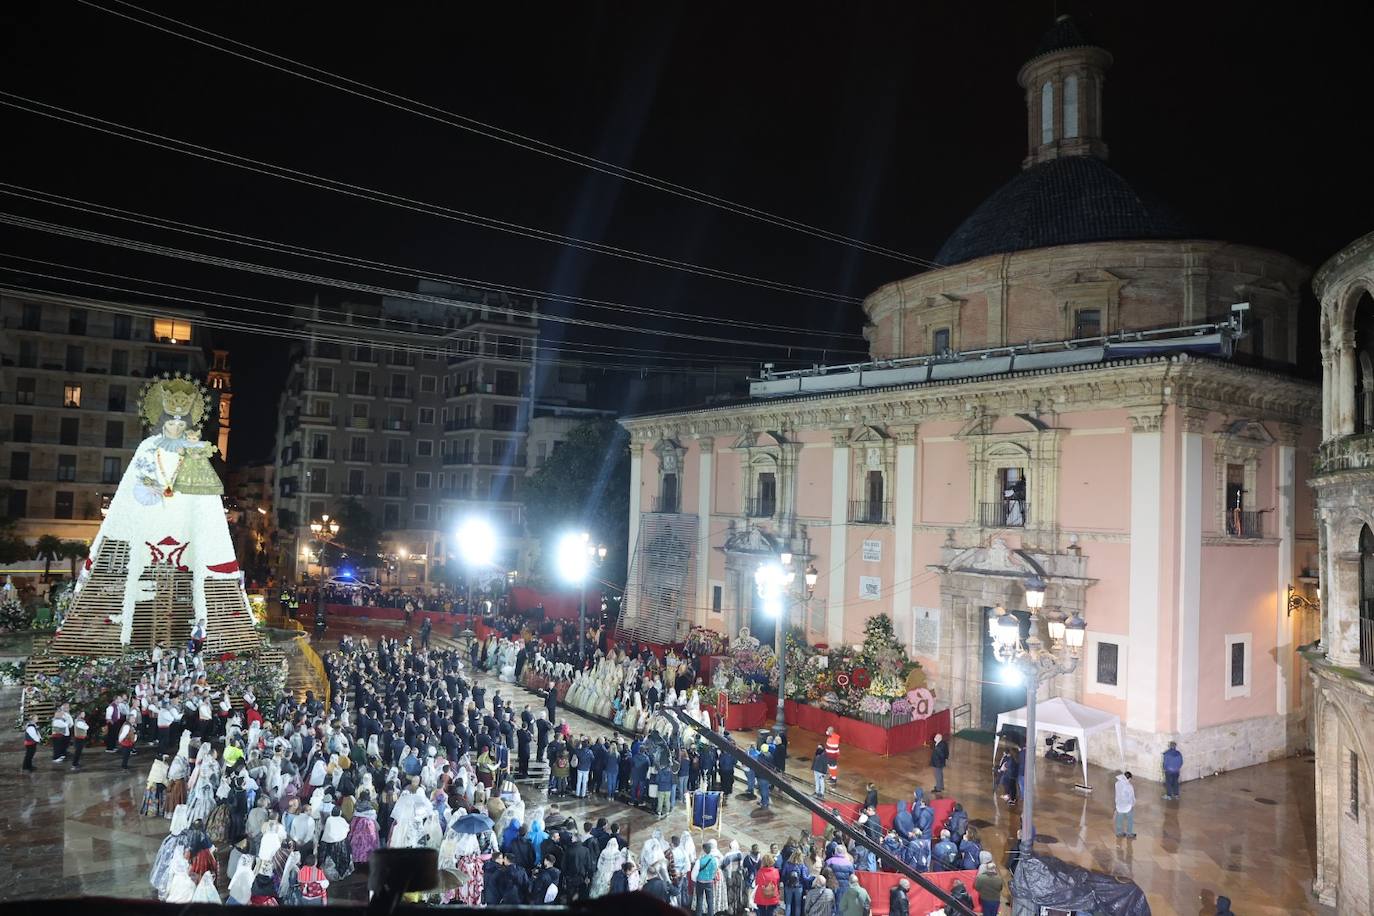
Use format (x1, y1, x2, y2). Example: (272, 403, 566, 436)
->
(0, 593, 31, 633)
(684, 626, 726, 657)
(787, 614, 928, 721)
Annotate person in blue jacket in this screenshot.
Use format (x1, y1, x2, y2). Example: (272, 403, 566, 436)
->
(932, 829, 959, 872)
(903, 830, 931, 872)
(893, 800, 915, 840)
(1162, 741, 1184, 800)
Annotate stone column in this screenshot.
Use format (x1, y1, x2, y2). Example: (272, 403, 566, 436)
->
(827, 431, 850, 646)
(1338, 341, 1357, 435)
(696, 436, 714, 628)
(1176, 408, 1205, 735)
(1321, 349, 1333, 440)
(1127, 408, 1164, 733)
(1275, 424, 1299, 717)
(626, 441, 644, 601)
(891, 426, 919, 645)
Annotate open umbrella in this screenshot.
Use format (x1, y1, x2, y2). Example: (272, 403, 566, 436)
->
(450, 813, 494, 835)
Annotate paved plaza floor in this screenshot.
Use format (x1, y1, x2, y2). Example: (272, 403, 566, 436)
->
(0, 621, 1332, 914)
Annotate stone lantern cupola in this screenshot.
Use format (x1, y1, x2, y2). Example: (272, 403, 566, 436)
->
(1017, 15, 1113, 169)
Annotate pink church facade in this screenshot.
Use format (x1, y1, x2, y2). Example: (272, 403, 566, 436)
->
(618, 17, 1321, 779)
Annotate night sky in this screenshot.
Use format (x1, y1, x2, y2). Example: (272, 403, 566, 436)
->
(1, 1, 1371, 463)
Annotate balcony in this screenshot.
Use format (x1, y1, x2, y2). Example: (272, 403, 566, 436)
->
(345, 450, 373, 463)
(345, 417, 374, 430)
(380, 451, 411, 466)
(351, 385, 378, 398)
(848, 500, 892, 525)
(382, 484, 410, 498)
(745, 498, 776, 518)
(1226, 509, 1264, 539)
(1315, 433, 1374, 475)
(382, 419, 412, 432)
(651, 496, 681, 513)
(981, 500, 1028, 528)
(298, 413, 336, 427)
(307, 449, 336, 461)
(384, 387, 414, 400)
(304, 381, 337, 394)
(340, 484, 372, 497)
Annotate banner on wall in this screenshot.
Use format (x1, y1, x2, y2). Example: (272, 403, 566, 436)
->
(859, 576, 881, 600)
(862, 539, 882, 562)
(913, 606, 941, 656)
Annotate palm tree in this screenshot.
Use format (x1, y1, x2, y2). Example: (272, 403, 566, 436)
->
(61, 540, 90, 580)
(34, 534, 63, 583)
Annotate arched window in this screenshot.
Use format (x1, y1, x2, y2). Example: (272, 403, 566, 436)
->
(1041, 81, 1054, 144)
(1356, 292, 1374, 433)
(1064, 75, 1079, 139)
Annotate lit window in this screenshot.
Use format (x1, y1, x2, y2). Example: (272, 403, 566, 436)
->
(64, 384, 82, 408)
(153, 317, 193, 343)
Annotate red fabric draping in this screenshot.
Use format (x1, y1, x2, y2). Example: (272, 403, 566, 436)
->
(784, 701, 950, 756)
(857, 870, 981, 916)
(723, 701, 768, 731)
(508, 586, 585, 621)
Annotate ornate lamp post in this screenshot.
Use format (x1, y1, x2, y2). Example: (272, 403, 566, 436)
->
(989, 574, 1086, 858)
(308, 514, 341, 634)
(755, 551, 818, 732)
(557, 531, 607, 657)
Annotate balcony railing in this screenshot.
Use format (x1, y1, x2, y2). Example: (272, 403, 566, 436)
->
(745, 497, 776, 518)
(382, 419, 412, 432)
(299, 413, 336, 426)
(651, 496, 681, 513)
(385, 387, 414, 400)
(340, 484, 372, 497)
(1226, 509, 1263, 539)
(981, 500, 1028, 528)
(1362, 615, 1374, 670)
(346, 450, 373, 463)
(848, 500, 891, 525)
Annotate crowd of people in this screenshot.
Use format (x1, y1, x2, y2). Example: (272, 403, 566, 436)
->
(280, 583, 512, 618)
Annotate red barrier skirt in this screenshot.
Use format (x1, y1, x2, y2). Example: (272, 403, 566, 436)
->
(784, 701, 950, 756)
(723, 700, 768, 731)
(856, 870, 981, 916)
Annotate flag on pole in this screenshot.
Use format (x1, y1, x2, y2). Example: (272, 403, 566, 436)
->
(692, 790, 721, 829)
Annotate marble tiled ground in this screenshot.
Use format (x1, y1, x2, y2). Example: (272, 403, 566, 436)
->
(0, 621, 1333, 914)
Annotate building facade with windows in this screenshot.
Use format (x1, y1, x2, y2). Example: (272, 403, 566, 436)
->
(1306, 230, 1374, 912)
(618, 17, 1320, 780)
(272, 285, 538, 584)
(0, 290, 210, 546)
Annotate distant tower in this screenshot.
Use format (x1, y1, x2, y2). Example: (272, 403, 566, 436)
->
(208, 349, 233, 460)
(1017, 14, 1113, 169)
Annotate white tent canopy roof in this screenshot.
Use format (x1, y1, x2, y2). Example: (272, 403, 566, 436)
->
(993, 696, 1125, 789)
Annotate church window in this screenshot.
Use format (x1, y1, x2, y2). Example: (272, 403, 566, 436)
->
(1224, 633, 1251, 699)
(932, 327, 951, 354)
(1041, 81, 1054, 144)
(1064, 75, 1079, 139)
(1095, 641, 1119, 686)
(1073, 308, 1101, 339)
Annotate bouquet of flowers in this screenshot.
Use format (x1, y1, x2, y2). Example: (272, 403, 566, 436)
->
(685, 626, 726, 657)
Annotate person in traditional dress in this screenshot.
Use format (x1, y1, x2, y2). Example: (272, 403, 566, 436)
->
(349, 794, 381, 866)
(142, 754, 170, 817)
(163, 852, 198, 904)
(164, 750, 190, 815)
(150, 805, 194, 898)
(591, 837, 625, 897)
(319, 805, 354, 880)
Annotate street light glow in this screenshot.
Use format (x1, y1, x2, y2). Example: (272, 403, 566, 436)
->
(1000, 664, 1024, 686)
(456, 516, 497, 568)
(557, 531, 592, 584)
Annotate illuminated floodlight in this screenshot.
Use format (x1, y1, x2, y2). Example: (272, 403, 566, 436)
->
(999, 664, 1025, 686)
(557, 531, 592, 584)
(456, 516, 498, 568)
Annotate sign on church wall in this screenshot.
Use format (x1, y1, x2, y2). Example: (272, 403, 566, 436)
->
(859, 576, 881, 600)
(913, 605, 941, 656)
(862, 539, 882, 562)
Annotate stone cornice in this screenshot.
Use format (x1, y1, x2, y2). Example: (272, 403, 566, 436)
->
(1314, 229, 1374, 298)
(619, 355, 1318, 442)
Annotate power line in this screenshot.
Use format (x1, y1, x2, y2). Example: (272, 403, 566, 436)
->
(0, 91, 865, 304)
(77, 0, 944, 272)
(0, 182, 866, 342)
(0, 255, 823, 367)
(0, 282, 768, 376)
(0, 211, 868, 355)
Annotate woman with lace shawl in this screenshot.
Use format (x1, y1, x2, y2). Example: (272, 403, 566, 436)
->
(349, 792, 381, 865)
(439, 830, 484, 906)
(721, 839, 749, 916)
(150, 804, 194, 898)
(163, 852, 198, 904)
(319, 804, 354, 880)
(164, 751, 190, 815)
(186, 745, 219, 824)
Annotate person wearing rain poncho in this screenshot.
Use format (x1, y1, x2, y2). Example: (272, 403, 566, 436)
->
(591, 837, 632, 897)
(640, 829, 667, 875)
(163, 852, 198, 904)
(439, 829, 485, 905)
(150, 804, 194, 898)
(227, 853, 257, 905)
(527, 808, 550, 864)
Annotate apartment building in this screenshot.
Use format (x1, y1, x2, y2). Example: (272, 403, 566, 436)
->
(273, 284, 538, 583)
(0, 290, 209, 544)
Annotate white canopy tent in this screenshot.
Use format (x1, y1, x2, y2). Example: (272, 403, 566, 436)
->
(992, 697, 1124, 789)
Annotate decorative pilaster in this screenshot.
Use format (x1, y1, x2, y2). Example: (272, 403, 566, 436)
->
(1274, 425, 1297, 715)
(827, 432, 850, 646)
(1127, 408, 1163, 732)
(696, 436, 715, 626)
(1176, 407, 1206, 734)
(891, 425, 918, 645)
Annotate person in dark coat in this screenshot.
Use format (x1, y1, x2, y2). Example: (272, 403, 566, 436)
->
(642, 862, 672, 902)
(561, 832, 595, 901)
(530, 854, 561, 905)
(889, 879, 910, 916)
(609, 861, 634, 895)
(517, 724, 532, 778)
(929, 733, 949, 794)
(1214, 896, 1235, 916)
(536, 713, 553, 762)
(811, 746, 829, 798)
(509, 825, 536, 871)
(484, 851, 530, 905)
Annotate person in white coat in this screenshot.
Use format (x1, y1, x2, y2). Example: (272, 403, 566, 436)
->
(1113, 771, 1136, 838)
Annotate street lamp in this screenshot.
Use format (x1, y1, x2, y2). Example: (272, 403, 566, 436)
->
(989, 573, 1086, 859)
(456, 516, 498, 611)
(308, 514, 343, 635)
(755, 552, 818, 732)
(557, 531, 606, 658)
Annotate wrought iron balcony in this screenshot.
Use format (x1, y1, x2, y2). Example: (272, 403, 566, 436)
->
(651, 496, 681, 513)
(848, 500, 891, 525)
(745, 497, 776, 518)
(980, 500, 1028, 528)
(1226, 509, 1263, 539)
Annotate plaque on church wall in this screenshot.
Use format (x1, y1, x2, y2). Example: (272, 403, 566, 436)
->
(913, 606, 940, 656)
(862, 539, 882, 562)
(859, 576, 881, 600)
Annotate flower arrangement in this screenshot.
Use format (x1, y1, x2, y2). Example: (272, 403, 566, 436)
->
(787, 614, 927, 718)
(858, 694, 891, 715)
(710, 633, 777, 703)
(0, 594, 31, 633)
(684, 626, 726, 657)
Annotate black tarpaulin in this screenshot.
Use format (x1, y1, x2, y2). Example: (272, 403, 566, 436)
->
(1009, 853, 1151, 916)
